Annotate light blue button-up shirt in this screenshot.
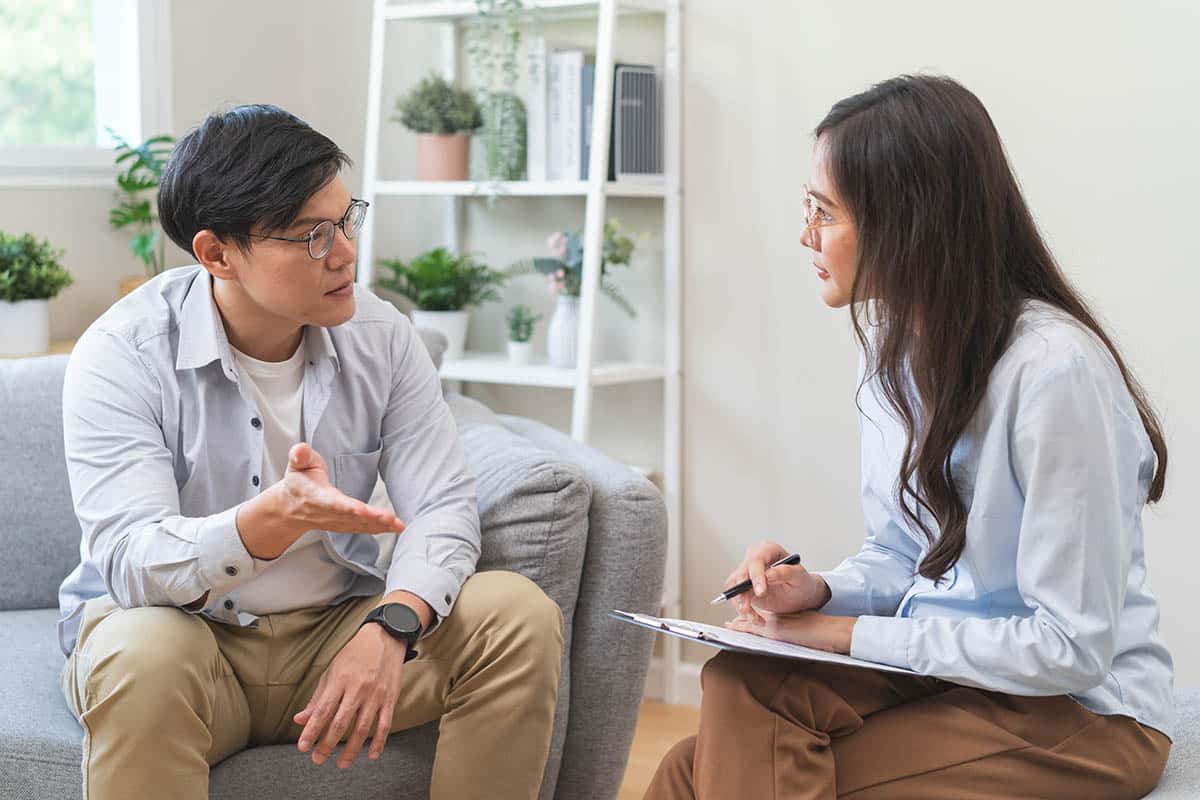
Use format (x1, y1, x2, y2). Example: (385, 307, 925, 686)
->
(57, 265, 480, 656)
(820, 300, 1174, 738)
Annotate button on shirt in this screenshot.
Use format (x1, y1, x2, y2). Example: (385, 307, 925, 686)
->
(818, 301, 1175, 738)
(57, 266, 481, 655)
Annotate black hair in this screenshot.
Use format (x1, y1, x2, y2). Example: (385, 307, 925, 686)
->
(158, 104, 352, 257)
(817, 75, 1167, 580)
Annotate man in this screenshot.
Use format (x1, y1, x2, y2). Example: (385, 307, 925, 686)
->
(56, 104, 562, 800)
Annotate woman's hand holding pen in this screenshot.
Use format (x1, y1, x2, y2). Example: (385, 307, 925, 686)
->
(723, 540, 856, 655)
(724, 540, 831, 620)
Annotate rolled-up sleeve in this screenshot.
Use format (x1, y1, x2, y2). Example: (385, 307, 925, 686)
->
(378, 318, 481, 622)
(850, 357, 1136, 695)
(62, 331, 258, 610)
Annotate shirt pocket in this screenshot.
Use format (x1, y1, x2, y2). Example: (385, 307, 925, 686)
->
(333, 446, 383, 502)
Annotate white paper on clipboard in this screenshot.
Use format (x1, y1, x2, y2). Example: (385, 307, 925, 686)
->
(610, 610, 918, 676)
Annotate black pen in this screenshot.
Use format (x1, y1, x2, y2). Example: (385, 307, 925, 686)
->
(710, 553, 802, 605)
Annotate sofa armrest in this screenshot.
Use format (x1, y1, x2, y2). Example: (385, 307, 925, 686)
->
(497, 415, 668, 800)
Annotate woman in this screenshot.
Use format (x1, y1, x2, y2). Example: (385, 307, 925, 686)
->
(647, 75, 1173, 799)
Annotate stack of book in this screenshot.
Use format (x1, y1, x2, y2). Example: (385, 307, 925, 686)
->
(525, 36, 662, 183)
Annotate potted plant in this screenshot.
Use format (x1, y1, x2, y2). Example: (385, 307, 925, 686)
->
(508, 218, 637, 367)
(109, 131, 175, 296)
(505, 304, 541, 365)
(376, 247, 506, 359)
(0, 232, 73, 356)
(466, 0, 527, 181)
(393, 74, 483, 181)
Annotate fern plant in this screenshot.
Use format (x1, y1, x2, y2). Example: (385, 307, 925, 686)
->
(376, 248, 506, 311)
(109, 130, 175, 276)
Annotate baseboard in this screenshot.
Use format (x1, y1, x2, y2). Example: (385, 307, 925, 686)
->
(643, 657, 703, 706)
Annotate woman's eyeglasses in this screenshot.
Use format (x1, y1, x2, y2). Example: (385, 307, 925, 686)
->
(802, 184, 839, 234)
(250, 199, 370, 260)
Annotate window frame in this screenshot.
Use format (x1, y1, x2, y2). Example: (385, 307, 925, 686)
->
(0, 0, 173, 188)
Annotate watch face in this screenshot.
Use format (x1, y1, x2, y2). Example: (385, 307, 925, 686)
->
(381, 603, 420, 635)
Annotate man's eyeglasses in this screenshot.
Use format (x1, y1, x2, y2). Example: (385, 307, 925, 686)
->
(250, 199, 370, 260)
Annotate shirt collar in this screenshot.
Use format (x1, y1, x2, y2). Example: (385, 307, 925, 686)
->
(174, 267, 341, 376)
(175, 269, 235, 375)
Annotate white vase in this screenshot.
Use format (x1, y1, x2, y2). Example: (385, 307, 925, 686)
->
(412, 309, 470, 360)
(0, 299, 49, 357)
(507, 340, 534, 365)
(546, 295, 579, 368)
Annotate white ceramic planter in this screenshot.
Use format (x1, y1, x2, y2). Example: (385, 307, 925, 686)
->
(412, 309, 470, 360)
(0, 299, 49, 357)
(546, 295, 579, 368)
(507, 340, 534, 365)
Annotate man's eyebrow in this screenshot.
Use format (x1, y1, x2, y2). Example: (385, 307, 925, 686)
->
(288, 215, 328, 229)
(808, 188, 838, 208)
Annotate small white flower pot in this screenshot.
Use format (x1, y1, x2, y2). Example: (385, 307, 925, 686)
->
(412, 309, 470, 360)
(507, 340, 534, 365)
(0, 299, 49, 357)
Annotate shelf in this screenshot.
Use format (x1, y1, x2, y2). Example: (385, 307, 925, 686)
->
(373, 180, 666, 198)
(439, 352, 666, 387)
(383, 0, 666, 23)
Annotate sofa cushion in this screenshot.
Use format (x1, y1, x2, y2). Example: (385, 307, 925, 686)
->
(0, 608, 440, 800)
(0, 355, 81, 611)
(456, 418, 591, 800)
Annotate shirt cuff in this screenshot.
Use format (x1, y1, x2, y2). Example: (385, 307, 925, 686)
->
(817, 569, 871, 617)
(195, 503, 256, 599)
(849, 615, 914, 671)
(385, 560, 462, 627)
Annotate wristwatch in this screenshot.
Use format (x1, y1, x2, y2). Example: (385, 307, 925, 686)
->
(359, 603, 423, 662)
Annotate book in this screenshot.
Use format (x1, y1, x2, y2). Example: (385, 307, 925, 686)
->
(549, 49, 584, 181)
(580, 60, 596, 180)
(525, 35, 548, 182)
(609, 610, 918, 676)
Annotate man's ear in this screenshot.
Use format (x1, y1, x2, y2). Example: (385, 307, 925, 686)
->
(192, 230, 238, 281)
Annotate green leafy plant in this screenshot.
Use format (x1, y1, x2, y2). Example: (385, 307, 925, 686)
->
(392, 75, 483, 135)
(506, 304, 542, 342)
(0, 232, 73, 302)
(109, 130, 175, 276)
(466, 0, 527, 180)
(376, 248, 506, 311)
(480, 91, 527, 180)
(508, 218, 638, 318)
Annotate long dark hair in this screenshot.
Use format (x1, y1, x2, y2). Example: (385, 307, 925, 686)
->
(816, 75, 1168, 581)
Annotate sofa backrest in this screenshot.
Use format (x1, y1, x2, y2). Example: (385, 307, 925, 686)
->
(0, 355, 82, 611)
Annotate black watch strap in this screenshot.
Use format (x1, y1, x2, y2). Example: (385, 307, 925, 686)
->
(360, 603, 422, 662)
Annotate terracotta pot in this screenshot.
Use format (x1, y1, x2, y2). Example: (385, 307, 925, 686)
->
(119, 274, 149, 298)
(416, 133, 471, 181)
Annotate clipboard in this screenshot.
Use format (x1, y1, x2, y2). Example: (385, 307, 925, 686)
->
(610, 610, 918, 676)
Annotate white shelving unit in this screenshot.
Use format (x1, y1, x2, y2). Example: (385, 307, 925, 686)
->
(356, 0, 684, 702)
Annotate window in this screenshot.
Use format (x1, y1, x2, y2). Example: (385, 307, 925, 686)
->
(0, 0, 171, 186)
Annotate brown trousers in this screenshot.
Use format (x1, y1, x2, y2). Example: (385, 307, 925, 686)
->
(646, 651, 1170, 800)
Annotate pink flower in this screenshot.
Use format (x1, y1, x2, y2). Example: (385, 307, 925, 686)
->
(546, 232, 568, 260)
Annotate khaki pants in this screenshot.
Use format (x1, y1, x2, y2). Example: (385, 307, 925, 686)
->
(60, 570, 563, 800)
(646, 651, 1171, 800)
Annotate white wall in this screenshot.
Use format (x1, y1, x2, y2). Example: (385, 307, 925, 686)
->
(678, 0, 1200, 680)
(4, 0, 1197, 686)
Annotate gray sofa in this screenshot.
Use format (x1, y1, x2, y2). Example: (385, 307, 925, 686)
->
(0, 353, 667, 800)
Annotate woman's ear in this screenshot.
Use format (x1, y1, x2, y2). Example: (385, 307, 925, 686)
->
(192, 230, 236, 281)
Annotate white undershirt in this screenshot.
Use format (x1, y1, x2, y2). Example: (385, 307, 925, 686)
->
(230, 332, 355, 615)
